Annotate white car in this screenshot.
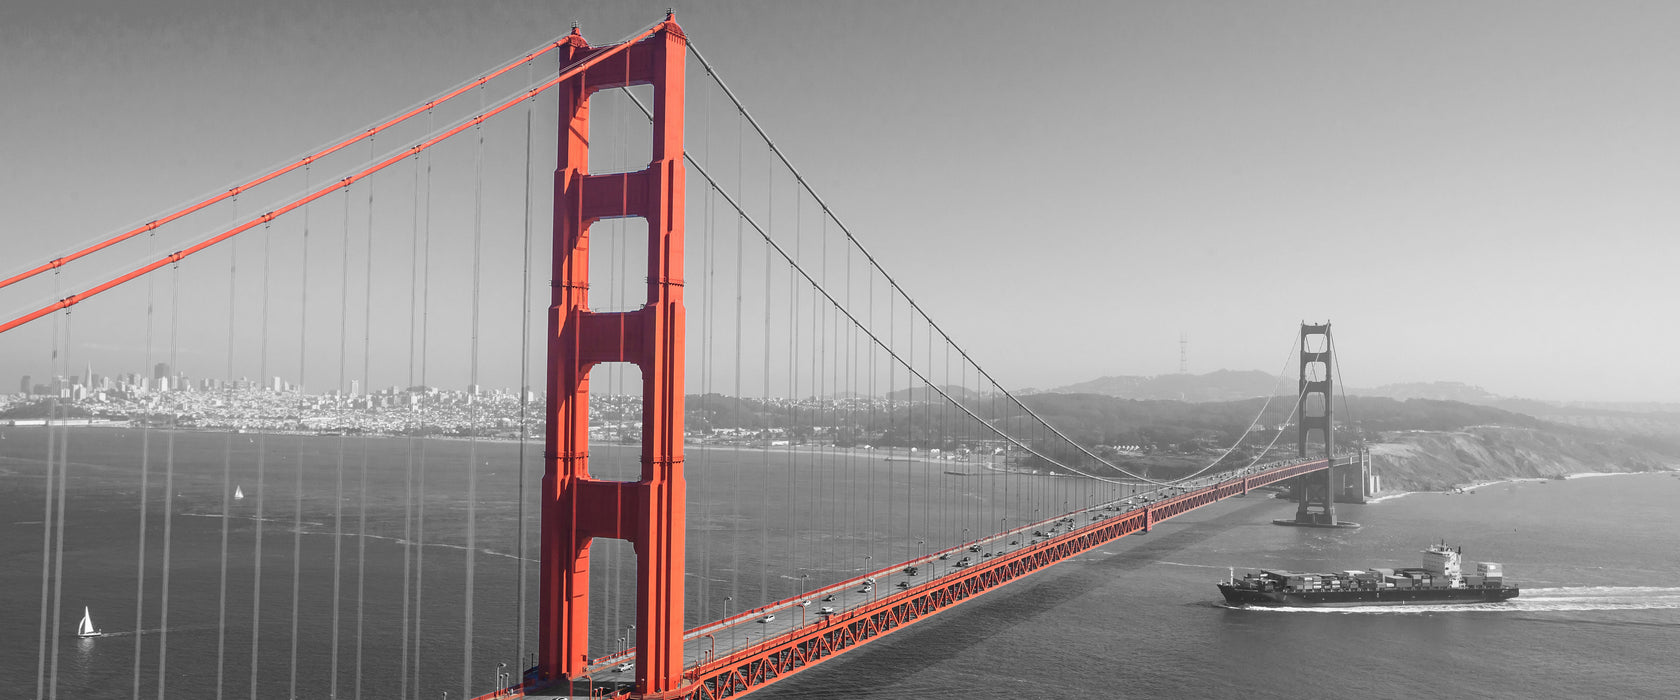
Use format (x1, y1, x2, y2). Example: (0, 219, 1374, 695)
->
(818, 606, 836, 615)
(613, 662, 634, 673)
(757, 614, 775, 623)
(795, 599, 811, 607)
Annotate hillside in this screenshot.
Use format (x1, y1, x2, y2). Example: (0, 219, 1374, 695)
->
(1368, 426, 1674, 492)
(1010, 392, 1680, 493)
(1046, 369, 1281, 402)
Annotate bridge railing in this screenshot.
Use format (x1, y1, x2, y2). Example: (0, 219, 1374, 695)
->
(659, 453, 1356, 699)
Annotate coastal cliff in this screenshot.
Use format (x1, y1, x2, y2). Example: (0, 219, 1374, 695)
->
(1366, 425, 1676, 493)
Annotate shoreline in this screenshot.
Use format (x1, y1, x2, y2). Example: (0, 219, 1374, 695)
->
(1367, 469, 1669, 503)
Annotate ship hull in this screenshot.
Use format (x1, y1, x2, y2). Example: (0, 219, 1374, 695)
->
(1218, 584, 1519, 607)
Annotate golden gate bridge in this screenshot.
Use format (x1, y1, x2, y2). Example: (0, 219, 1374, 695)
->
(1, 13, 1367, 700)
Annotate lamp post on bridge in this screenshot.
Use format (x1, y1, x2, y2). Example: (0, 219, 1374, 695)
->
(495, 661, 507, 696)
(723, 596, 734, 652)
(799, 574, 810, 626)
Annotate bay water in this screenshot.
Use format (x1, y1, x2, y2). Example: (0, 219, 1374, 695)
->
(2, 427, 1676, 699)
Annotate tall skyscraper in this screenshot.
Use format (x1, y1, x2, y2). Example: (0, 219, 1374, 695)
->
(154, 362, 171, 380)
(19, 375, 30, 395)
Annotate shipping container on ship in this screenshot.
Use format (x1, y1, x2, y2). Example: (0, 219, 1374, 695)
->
(1217, 543, 1519, 607)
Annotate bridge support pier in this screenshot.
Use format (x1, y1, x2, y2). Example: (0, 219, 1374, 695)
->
(1275, 322, 1360, 528)
(538, 14, 693, 699)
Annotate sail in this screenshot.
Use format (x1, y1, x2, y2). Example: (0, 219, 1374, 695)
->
(234, 486, 245, 500)
(77, 607, 95, 637)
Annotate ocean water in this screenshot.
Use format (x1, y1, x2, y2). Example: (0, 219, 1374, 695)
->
(0, 426, 1133, 699)
(4, 427, 1676, 699)
(755, 471, 1680, 700)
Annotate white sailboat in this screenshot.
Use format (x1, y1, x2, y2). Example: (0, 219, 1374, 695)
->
(234, 485, 245, 500)
(76, 607, 100, 638)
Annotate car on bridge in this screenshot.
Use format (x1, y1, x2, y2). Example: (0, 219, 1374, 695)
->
(613, 662, 634, 673)
(818, 606, 836, 615)
(757, 614, 775, 623)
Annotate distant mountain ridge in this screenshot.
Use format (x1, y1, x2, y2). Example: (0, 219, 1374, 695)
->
(1048, 372, 1680, 438)
(1047, 369, 1283, 402)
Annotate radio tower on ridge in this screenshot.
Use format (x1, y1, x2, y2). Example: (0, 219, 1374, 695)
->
(1179, 332, 1189, 374)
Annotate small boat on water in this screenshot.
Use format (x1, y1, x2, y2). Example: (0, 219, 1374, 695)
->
(234, 486, 245, 500)
(76, 607, 101, 638)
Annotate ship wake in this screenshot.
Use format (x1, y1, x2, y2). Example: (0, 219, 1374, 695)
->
(1232, 586, 1680, 614)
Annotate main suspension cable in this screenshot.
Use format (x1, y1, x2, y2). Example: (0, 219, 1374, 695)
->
(0, 22, 667, 294)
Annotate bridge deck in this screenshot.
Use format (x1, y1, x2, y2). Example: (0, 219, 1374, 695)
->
(494, 456, 1347, 699)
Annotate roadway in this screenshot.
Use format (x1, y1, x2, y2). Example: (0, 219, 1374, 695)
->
(563, 493, 1177, 696)
(532, 458, 1330, 698)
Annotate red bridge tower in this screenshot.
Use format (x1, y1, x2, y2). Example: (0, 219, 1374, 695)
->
(539, 14, 691, 698)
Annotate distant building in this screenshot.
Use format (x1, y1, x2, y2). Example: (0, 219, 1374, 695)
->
(19, 375, 30, 395)
(154, 362, 171, 379)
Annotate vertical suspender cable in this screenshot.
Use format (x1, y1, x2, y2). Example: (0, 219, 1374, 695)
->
(906, 290, 913, 560)
(49, 306, 75, 699)
(787, 186, 799, 590)
(134, 229, 158, 700)
(35, 296, 56, 700)
(287, 166, 312, 700)
(694, 75, 715, 624)
(847, 243, 857, 575)
(729, 107, 744, 618)
(821, 215, 833, 576)
(696, 78, 713, 624)
(398, 146, 422, 700)
(250, 221, 273, 700)
(331, 185, 352, 700)
(355, 133, 377, 700)
(412, 112, 436, 697)
(44, 288, 70, 698)
(760, 147, 772, 604)
(865, 270, 874, 566)
(216, 198, 241, 700)
(463, 101, 486, 700)
(516, 60, 536, 678)
(157, 264, 182, 700)
(887, 283, 895, 567)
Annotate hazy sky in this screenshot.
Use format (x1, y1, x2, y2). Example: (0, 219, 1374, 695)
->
(3, 1, 1679, 403)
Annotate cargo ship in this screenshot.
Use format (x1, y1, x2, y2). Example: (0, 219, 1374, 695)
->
(1218, 543, 1518, 607)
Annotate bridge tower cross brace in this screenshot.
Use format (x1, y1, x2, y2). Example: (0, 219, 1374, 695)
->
(540, 15, 690, 698)
(1294, 322, 1335, 525)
